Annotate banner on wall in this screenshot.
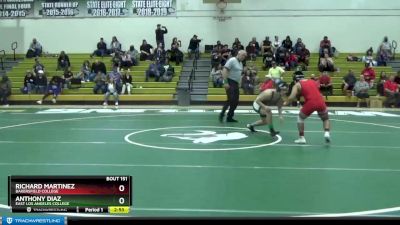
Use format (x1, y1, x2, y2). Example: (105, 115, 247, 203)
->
(0, 0, 176, 18)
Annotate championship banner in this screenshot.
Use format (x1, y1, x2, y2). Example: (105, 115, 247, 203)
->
(0, 0, 176, 18)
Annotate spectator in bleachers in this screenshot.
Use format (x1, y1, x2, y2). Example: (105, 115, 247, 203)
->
(362, 47, 377, 66)
(262, 49, 274, 70)
(36, 75, 63, 105)
(293, 38, 304, 55)
(342, 69, 357, 96)
(319, 71, 333, 97)
(93, 72, 107, 94)
(21, 70, 36, 94)
(89, 59, 107, 81)
(188, 35, 201, 60)
(75, 60, 91, 82)
(376, 71, 388, 97)
(154, 43, 166, 63)
(361, 63, 376, 88)
(354, 75, 370, 107)
(241, 67, 257, 95)
(272, 36, 281, 53)
(318, 51, 335, 72)
(297, 44, 310, 69)
(121, 69, 133, 95)
(57, 51, 71, 71)
(108, 66, 122, 94)
(377, 36, 392, 66)
(120, 51, 133, 68)
(139, 39, 154, 61)
(33, 58, 45, 75)
(112, 52, 122, 69)
(145, 60, 163, 82)
(281, 36, 293, 52)
(232, 38, 241, 49)
(384, 75, 400, 108)
(261, 36, 273, 53)
(63, 67, 73, 89)
(103, 77, 119, 106)
(127, 45, 139, 66)
(155, 24, 168, 48)
(160, 58, 175, 82)
(34, 70, 47, 94)
(211, 45, 222, 68)
(268, 61, 285, 83)
(110, 36, 122, 55)
(0, 75, 12, 107)
(246, 41, 257, 61)
(249, 37, 260, 56)
(26, 38, 42, 58)
(91, 37, 107, 57)
(319, 36, 332, 57)
(284, 51, 298, 71)
(211, 64, 223, 88)
(231, 38, 244, 56)
(275, 45, 287, 66)
(220, 45, 231, 66)
(214, 40, 223, 50)
(169, 37, 183, 66)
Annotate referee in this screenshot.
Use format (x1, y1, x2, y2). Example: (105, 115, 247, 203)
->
(219, 50, 247, 122)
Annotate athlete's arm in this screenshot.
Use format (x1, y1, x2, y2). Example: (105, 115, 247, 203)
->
(284, 83, 300, 105)
(222, 67, 230, 89)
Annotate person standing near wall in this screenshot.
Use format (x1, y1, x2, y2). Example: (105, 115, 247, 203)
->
(0, 75, 12, 107)
(155, 24, 168, 48)
(219, 50, 247, 123)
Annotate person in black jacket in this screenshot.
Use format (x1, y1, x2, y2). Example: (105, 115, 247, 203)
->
(188, 35, 201, 60)
(89, 59, 107, 81)
(57, 51, 70, 71)
(155, 24, 168, 48)
(91, 37, 108, 57)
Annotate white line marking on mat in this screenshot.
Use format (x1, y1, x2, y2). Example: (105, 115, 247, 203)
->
(0, 162, 399, 173)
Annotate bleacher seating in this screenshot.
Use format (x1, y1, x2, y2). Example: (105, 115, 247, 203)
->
(206, 53, 394, 104)
(4, 52, 394, 105)
(8, 54, 181, 103)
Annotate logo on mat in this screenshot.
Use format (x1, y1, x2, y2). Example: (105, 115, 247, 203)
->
(124, 126, 282, 151)
(161, 130, 248, 144)
(6, 217, 12, 224)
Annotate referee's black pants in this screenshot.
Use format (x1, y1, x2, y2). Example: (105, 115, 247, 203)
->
(221, 79, 239, 120)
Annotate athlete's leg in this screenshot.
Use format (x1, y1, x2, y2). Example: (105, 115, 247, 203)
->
(318, 110, 331, 143)
(248, 107, 279, 137)
(294, 111, 308, 144)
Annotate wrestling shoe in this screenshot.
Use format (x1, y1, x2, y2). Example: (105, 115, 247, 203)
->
(294, 136, 306, 144)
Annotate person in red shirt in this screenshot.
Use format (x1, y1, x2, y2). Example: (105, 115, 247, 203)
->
(319, 71, 333, 97)
(383, 75, 400, 107)
(259, 74, 274, 92)
(361, 63, 376, 87)
(319, 36, 332, 56)
(284, 74, 331, 144)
